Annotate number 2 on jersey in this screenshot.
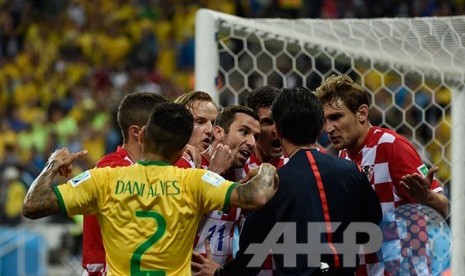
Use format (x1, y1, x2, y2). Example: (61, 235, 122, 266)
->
(131, 211, 166, 275)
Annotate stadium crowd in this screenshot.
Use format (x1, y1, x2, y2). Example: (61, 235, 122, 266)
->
(0, 0, 457, 225)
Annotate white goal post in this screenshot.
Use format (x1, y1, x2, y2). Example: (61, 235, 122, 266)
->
(195, 9, 465, 275)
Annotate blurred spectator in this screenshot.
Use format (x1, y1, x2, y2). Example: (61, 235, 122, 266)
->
(6, 104, 27, 131)
(67, 0, 86, 28)
(127, 19, 158, 70)
(0, 166, 26, 226)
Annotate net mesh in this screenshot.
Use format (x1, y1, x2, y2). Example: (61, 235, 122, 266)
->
(214, 16, 465, 187)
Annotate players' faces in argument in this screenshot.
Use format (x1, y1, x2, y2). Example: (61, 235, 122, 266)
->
(214, 113, 260, 168)
(187, 100, 218, 152)
(256, 106, 283, 162)
(322, 98, 369, 153)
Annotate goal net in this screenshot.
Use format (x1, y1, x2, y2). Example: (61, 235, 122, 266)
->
(195, 9, 465, 275)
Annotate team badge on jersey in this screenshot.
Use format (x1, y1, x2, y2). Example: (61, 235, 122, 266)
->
(417, 164, 429, 177)
(69, 171, 91, 187)
(201, 171, 226, 187)
(362, 165, 375, 183)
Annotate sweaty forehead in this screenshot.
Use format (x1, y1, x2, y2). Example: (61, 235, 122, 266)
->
(232, 113, 260, 131)
(190, 100, 218, 117)
(256, 106, 272, 119)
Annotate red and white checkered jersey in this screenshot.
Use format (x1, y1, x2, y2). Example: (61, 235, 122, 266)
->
(82, 146, 134, 275)
(177, 155, 242, 265)
(241, 153, 289, 179)
(174, 155, 209, 169)
(339, 126, 443, 275)
(194, 206, 242, 265)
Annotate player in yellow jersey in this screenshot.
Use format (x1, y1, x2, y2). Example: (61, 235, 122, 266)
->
(23, 102, 278, 276)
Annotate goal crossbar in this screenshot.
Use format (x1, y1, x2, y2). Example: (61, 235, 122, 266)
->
(196, 9, 465, 87)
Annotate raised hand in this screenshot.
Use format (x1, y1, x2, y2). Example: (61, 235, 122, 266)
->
(400, 165, 438, 203)
(23, 148, 88, 219)
(191, 239, 220, 276)
(208, 143, 234, 175)
(231, 163, 279, 210)
(400, 165, 448, 218)
(50, 148, 88, 177)
(239, 166, 259, 184)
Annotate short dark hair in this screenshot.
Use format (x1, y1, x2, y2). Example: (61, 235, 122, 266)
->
(246, 86, 280, 111)
(144, 103, 194, 160)
(117, 92, 168, 143)
(271, 87, 323, 145)
(214, 105, 258, 134)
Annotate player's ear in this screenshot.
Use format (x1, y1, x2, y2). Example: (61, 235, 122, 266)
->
(129, 125, 142, 140)
(212, 126, 225, 142)
(357, 104, 369, 124)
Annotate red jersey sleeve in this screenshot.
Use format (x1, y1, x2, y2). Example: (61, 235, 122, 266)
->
(380, 135, 442, 202)
(82, 147, 133, 275)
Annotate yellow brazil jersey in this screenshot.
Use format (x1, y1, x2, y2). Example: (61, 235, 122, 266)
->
(52, 160, 237, 276)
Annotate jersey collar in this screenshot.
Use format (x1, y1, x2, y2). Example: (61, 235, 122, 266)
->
(137, 160, 171, 166)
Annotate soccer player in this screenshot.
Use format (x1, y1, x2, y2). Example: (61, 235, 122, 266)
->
(22, 102, 278, 276)
(209, 105, 260, 179)
(243, 85, 325, 175)
(174, 91, 233, 172)
(175, 92, 259, 265)
(191, 105, 261, 266)
(244, 86, 287, 172)
(315, 74, 449, 275)
(203, 87, 382, 275)
(175, 91, 218, 154)
(82, 92, 168, 275)
(242, 86, 287, 275)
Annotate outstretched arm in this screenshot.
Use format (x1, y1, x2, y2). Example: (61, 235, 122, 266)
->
(229, 163, 278, 210)
(22, 148, 88, 219)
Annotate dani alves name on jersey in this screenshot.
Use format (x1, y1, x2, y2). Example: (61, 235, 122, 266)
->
(115, 179, 180, 197)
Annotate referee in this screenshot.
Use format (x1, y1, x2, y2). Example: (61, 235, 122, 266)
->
(213, 87, 382, 276)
